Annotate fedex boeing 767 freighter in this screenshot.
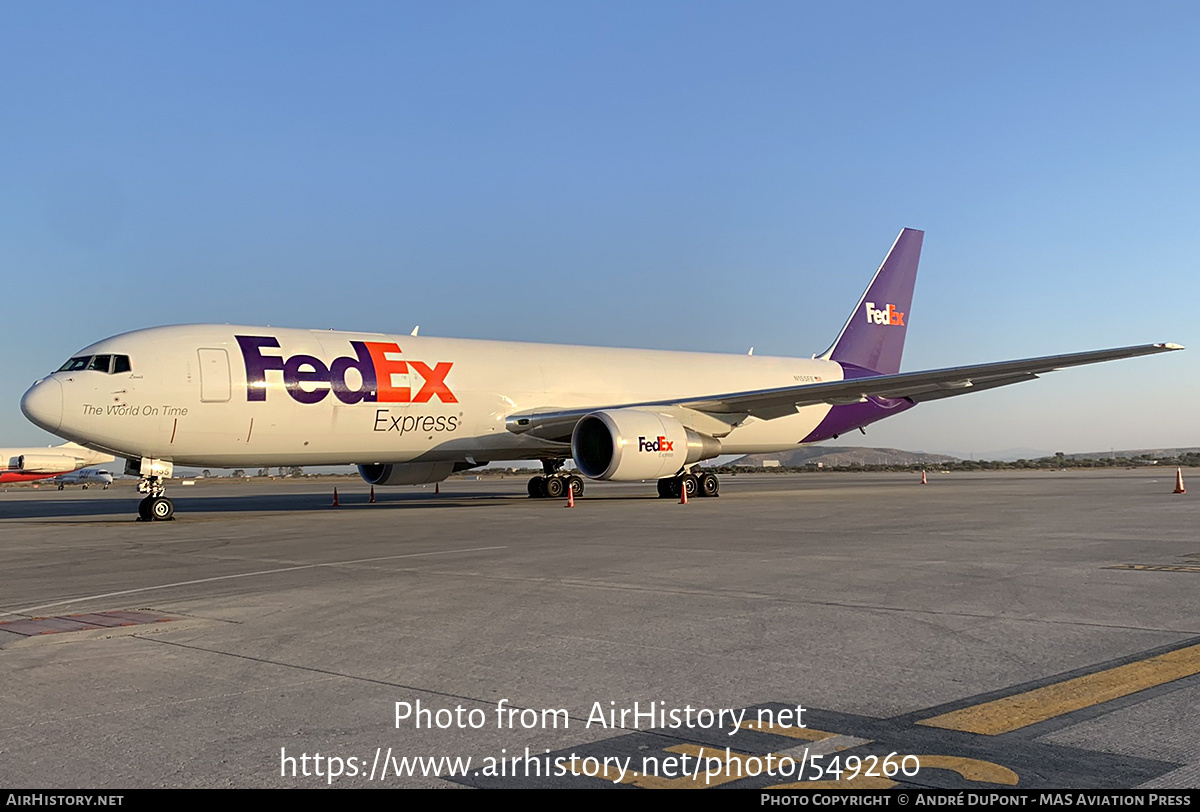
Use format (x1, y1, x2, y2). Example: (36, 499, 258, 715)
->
(20, 229, 1182, 520)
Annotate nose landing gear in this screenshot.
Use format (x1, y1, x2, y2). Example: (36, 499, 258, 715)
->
(138, 492, 175, 522)
(136, 475, 174, 521)
(127, 458, 175, 521)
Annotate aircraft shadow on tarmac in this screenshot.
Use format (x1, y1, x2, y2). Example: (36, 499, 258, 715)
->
(0, 489, 537, 520)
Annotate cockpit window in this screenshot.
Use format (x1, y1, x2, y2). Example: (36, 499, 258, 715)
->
(58, 357, 91, 372)
(57, 354, 133, 374)
(88, 355, 113, 373)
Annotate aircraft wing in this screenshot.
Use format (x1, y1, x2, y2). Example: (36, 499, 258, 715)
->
(506, 343, 1183, 440)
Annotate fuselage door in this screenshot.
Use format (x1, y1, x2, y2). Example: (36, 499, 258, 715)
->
(198, 348, 231, 403)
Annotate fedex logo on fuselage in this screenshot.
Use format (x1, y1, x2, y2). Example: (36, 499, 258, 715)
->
(235, 335, 457, 405)
(864, 301, 905, 326)
(638, 436, 674, 453)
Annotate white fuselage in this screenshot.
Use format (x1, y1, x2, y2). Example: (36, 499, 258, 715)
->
(24, 324, 845, 468)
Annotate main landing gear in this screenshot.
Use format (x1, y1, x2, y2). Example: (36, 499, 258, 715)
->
(527, 460, 721, 501)
(136, 475, 174, 521)
(656, 471, 720, 499)
(527, 459, 584, 499)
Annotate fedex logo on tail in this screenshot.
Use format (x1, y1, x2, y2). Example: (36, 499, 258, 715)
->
(638, 436, 675, 452)
(236, 335, 457, 405)
(864, 302, 905, 326)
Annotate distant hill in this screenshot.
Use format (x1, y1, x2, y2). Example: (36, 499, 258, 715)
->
(1066, 447, 1200, 461)
(730, 445, 1200, 468)
(949, 447, 1051, 462)
(733, 446, 957, 468)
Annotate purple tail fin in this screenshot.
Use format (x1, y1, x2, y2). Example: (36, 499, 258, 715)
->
(819, 228, 924, 375)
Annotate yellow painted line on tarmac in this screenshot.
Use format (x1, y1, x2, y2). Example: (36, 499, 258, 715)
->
(769, 775, 897, 790)
(738, 720, 838, 740)
(918, 642, 1200, 735)
(916, 755, 1018, 785)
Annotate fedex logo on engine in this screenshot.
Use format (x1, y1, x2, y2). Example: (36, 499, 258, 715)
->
(864, 301, 905, 326)
(235, 335, 457, 405)
(638, 436, 675, 453)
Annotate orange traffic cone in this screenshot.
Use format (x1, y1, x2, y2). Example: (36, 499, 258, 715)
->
(1174, 468, 1186, 494)
(921, 469, 927, 485)
(679, 481, 689, 505)
(369, 486, 376, 504)
(331, 487, 340, 507)
(565, 483, 575, 508)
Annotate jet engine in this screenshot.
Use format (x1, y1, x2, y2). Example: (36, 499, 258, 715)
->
(358, 462, 455, 486)
(16, 455, 78, 474)
(571, 409, 721, 481)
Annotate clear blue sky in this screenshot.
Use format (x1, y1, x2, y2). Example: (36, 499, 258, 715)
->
(2, 1, 1196, 457)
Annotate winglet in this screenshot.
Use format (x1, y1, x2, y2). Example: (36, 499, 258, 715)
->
(819, 228, 924, 375)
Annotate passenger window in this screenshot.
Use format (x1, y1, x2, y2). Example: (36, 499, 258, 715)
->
(112, 355, 131, 374)
(88, 355, 113, 373)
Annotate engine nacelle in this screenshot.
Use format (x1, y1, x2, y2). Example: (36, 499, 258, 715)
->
(16, 455, 77, 474)
(571, 409, 722, 481)
(358, 462, 455, 486)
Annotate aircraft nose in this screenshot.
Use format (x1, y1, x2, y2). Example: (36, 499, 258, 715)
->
(21, 377, 63, 433)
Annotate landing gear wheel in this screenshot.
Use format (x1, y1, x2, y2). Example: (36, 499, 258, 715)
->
(698, 472, 720, 497)
(544, 476, 566, 499)
(680, 474, 698, 498)
(528, 476, 547, 498)
(657, 478, 672, 498)
(149, 496, 174, 521)
(135, 470, 172, 521)
(568, 475, 584, 498)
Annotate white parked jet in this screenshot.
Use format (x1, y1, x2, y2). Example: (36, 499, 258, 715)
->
(1, 442, 114, 484)
(20, 229, 1182, 520)
(53, 468, 115, 490)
